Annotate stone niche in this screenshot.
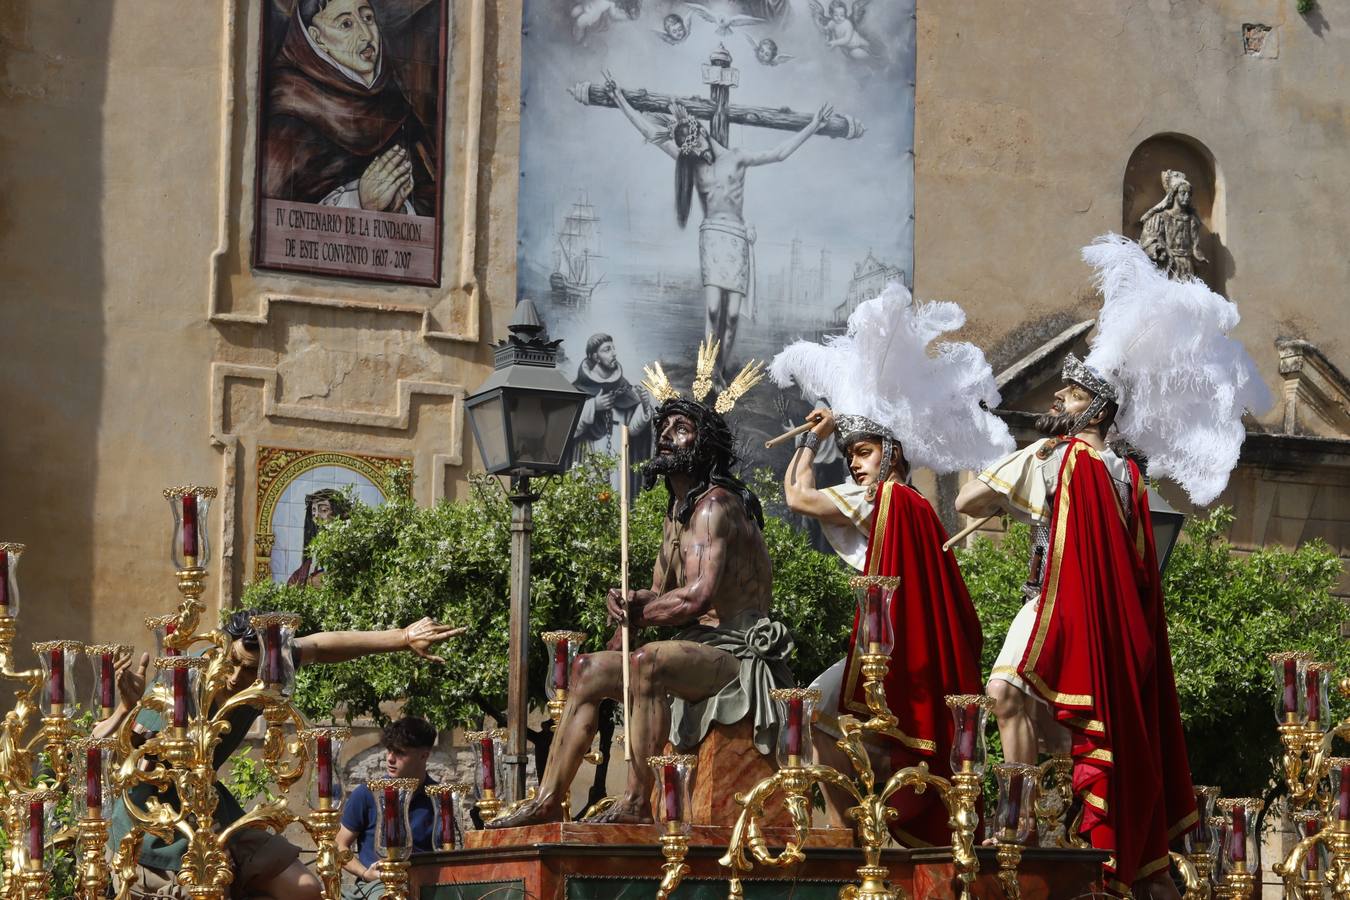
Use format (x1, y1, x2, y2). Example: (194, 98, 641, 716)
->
(1121, 133, 1225, 294)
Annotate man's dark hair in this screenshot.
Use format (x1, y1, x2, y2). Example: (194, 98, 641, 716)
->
(223, 608, 263, 650)
(672, 120, 709, 229)
(382, 716, 437, 752)
(585, 333, 613, 360)
(643, 398, 764, 528)
(301, 488, 353, 552)
(298, 0, 334, 26)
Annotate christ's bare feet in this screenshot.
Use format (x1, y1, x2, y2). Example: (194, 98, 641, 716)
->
(484, 797, 563, 829)
(588, 797, 653, 824)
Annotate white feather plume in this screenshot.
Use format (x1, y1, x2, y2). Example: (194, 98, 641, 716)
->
(1081, 234, 1273, 505)
(769, 282, 1014, 474)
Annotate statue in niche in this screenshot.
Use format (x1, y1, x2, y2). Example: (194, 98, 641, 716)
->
(1139, 169, 1208, 280)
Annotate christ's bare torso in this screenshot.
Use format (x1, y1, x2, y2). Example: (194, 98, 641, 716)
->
(693, 144, 749, 226)
(653, 486, 772, 627)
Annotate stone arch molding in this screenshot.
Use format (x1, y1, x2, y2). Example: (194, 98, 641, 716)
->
(253, 447, 410, 582)
(1121, 132, 1226, 293)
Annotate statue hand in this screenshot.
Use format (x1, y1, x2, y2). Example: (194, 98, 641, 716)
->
(807, 406, 836, 438)
(601, 68, 619, 97)
(116, 651, 151, 712)
(403, 617, 467, 664)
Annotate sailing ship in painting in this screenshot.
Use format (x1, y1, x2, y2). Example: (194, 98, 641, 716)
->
(550, 192, 606, 306)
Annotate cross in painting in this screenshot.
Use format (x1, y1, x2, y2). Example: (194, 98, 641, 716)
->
(570, 45, 864, 380)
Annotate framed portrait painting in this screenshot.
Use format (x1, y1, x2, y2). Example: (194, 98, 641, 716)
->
(252, 0, 449, 286)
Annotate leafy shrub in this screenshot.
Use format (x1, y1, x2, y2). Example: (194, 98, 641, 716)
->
(242, 457, 855, 729)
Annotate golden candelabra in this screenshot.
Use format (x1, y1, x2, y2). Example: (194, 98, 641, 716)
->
(0, 487, 360, 900)
(648, 753, 697, 900)
(1212, 797, 1261, 900)
(1267, 650, 1350, 899)
(467, 728, 509, 822)
(367, 776, 422, 900)
(1032, 754, 1076, 848)
(1180, 786, 1220, 900)
(542, 629, 587, 821)
(717, 575, 989, 900)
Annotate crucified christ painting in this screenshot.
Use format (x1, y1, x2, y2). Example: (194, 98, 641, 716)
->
(519, 0, 915, 470)
(600, 71, 835, 382)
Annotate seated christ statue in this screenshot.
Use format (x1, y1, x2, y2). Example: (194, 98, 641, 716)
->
(490, 382, 794, 826)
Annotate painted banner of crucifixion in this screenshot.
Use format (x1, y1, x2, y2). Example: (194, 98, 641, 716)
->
(518, 0, 915, 475)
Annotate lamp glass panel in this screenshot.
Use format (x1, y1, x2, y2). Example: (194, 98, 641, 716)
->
(468, 395, 509, 472)
(508, 392, 582, 468)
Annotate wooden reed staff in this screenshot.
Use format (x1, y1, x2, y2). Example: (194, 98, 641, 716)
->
(941, 514, 995, 552)
(619, 425, 633, 760)
(763, 422, 814, 449)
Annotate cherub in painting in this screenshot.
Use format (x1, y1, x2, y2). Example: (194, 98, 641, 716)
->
(745, 34, 793, 65)
(571, 0, 641, 43)
(807, 0, 874, 60)
(655, 11, 694, 44)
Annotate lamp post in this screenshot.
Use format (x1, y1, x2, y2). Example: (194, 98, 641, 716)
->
(464, 299, 586, 800)
(1147, 486, 1186, 575)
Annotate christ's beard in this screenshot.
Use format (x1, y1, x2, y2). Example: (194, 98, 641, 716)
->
(1034, 410, 1078, 437)
(641, 443, 703, 489)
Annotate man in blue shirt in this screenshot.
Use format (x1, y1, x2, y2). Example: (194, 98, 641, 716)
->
(338, 716, 440, 899)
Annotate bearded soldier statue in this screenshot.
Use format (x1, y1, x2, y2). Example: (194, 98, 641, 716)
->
(957, 234, 1272, 898)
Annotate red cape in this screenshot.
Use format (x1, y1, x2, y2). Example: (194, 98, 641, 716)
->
(1018, 440, 1196, 889)
(838, 482, 984, 845)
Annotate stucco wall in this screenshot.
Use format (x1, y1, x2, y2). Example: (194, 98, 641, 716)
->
(0, 0, 524, 653)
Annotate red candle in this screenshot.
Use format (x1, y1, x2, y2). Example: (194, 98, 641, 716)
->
(1306, 818, 1321, 874)
(1283, 658, 1298, 716)
(49, 648, 65, 707)
(1308, 671, 1322, 724)
(383, 786, 405, 847)
(265, 623, 283, 684)
(1002, 771, 1025, 834)
(864, 585, 882, 649)
(86, 746, 103, 813)
(182, 494, 198, 561)
(1230, 805, 1246, 863)
(553, 639, 570, 692)
(662, 764, 681, 823)
(479, 738, 496, 792)
(0, 550, 9, 609)
(172, 665, 188, 728)
(786, 696, 803, 759)
(99, 653, 116, 710)
(27, 799, 43, 865)
(957, 703, 978, 762)
(440, 796, 456, 849)
(1340, 769, 1350, 823)
(316, 734, 333, 802)
(165, 622, 179, 657)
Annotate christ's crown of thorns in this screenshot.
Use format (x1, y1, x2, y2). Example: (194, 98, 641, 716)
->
(641, 340, 765, 415)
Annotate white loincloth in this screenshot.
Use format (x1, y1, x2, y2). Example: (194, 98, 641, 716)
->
(699, 220, 751, 294)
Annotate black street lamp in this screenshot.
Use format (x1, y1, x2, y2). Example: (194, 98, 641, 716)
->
(1147, 486, 1186, 576)
(465, 299, 587, 800)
